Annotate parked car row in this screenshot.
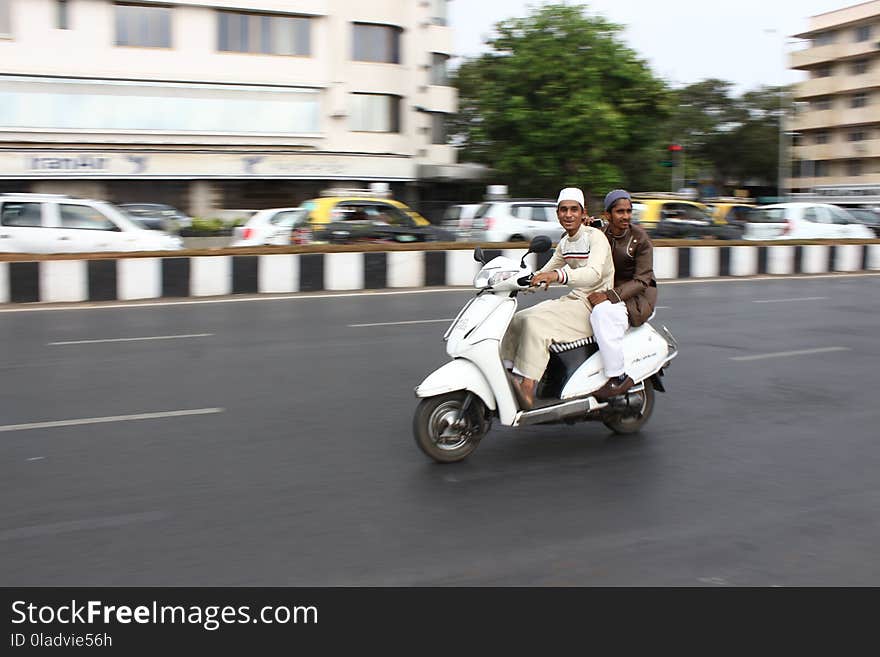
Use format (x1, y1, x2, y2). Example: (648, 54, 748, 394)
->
(1, 190, 876, 255)
(230, 192, 455, 248)
(442, 193, 880, 244)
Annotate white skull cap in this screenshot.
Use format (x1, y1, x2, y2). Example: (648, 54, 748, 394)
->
(556, 187, 585, 208)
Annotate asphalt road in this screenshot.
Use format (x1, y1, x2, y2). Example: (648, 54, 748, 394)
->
(2, 273, 879, 586)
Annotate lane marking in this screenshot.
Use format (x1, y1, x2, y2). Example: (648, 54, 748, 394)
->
(349, 318, 453, 328)
(0, 407, 224, 433)
(753, 296, 827, 304)
(26, 456, 45, 462)
(0, 272, 877, 313)
(48, 332, 213, 346)
(730, 346, 850, 362)
(0, 511, 166, 542)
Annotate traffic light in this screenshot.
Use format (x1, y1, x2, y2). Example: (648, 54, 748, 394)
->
(668, 143, 682, 152)
(660, 160, 674, 167)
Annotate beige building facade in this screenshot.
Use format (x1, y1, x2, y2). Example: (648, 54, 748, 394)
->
(0, 0, 478, 216)
(788, 0, 880, 206)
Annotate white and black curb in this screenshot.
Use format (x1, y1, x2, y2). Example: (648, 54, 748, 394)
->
(1, 244, 879, 304)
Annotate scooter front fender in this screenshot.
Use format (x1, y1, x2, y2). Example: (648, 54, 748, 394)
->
(414, 359, 497, 411)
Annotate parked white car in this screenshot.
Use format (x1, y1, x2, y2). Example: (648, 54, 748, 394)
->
(440, 203, 482, 241)
(0, 193, 183, 253)
(470, 199, 563, 243)
(743, 203, 874, 240)
(229, 207, 310, 247)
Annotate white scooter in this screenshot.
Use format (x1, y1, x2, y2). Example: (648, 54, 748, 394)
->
(413, 235, 679, 463)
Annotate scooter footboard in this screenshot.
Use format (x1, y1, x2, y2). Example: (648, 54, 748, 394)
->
(414, 359, 497, 411)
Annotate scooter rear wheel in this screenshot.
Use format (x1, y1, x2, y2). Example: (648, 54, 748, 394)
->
(413, 391, 489, 463)
(602, 379, 655, 435)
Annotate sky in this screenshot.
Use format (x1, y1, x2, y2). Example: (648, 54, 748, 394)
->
(447, 0, 860, 93)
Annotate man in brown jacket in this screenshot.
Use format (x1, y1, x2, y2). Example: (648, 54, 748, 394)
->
(588, 189, 658, 401)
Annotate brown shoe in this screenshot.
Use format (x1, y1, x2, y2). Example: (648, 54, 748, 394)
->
(511, 375, 537, 410)
(593, 375, 634, 402)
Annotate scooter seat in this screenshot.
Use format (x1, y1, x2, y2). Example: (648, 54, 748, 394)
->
(549, 336, 596, 354)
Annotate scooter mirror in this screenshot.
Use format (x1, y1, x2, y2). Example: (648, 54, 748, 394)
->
(473, 247, 485, 264)
(528, 235, 552, 254)
(520, 235, 553, 268)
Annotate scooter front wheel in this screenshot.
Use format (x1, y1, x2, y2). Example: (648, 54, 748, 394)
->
(413, 391, 489, 463)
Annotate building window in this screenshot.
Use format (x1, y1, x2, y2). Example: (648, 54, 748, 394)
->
(848, 130, 866, 141)
(56, 1, 70, 29)
(851, 59, 869, 75)
(854, 25, 871, 42)
(352, 23, 401, 64)
(0, 75, 321, 134)
(847, 160, 863, 176)
(430, 112, 448, 144)
(813, 161, 829, 177)
(813, 31, 835, 46)
(115, 3, 171, 48)
(814, 131, 830, 144)
(851, 92, 869, 108)
(350, 93, 400, 132)
(0, 0, 11, 36)
(217, 11, 311, 55)
(813, 65, 833, 78)
(430, 53, 450, 85)
(812, 97, 833, 111)
(430, 0, 448, 26)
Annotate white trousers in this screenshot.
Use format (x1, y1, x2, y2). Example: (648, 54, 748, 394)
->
(589, 300, 629, 378)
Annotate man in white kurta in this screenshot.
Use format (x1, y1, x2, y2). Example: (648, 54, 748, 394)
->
(501, 187, 615, 408)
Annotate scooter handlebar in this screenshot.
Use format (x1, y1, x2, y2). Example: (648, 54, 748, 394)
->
(516, 273, 533, 287)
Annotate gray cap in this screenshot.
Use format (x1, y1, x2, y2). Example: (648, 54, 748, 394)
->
(604, 189, 631, 211)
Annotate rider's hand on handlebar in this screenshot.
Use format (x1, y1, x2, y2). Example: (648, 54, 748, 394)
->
(530, 271, 559, 291)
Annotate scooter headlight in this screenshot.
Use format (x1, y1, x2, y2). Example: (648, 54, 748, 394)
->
(488, 270, 518, 287)
(475, 269, 518, 288)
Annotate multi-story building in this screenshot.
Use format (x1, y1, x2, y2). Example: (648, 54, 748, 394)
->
(0, 0, 481, 217)
(788, 0, 880, 207)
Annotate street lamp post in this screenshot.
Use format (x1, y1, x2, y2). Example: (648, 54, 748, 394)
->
(778, 88, 787, 202)
(766, 28, 791, 203)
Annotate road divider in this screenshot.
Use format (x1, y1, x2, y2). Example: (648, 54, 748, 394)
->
(1, 241, 878, 305)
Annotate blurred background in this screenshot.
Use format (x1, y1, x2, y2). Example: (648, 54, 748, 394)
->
(0, 0, 878, 246)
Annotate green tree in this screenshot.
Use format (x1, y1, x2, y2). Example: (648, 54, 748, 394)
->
(663, 79, 739, 187)
(720, 86, 789, 188)
(451, 4, 672, 201)
(664, 81, 790, 191)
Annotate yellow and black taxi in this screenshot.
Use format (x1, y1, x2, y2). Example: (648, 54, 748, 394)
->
(291, 190, 455, 245)
(630, 193, 741, 239)
(703, 196, 756, 232)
